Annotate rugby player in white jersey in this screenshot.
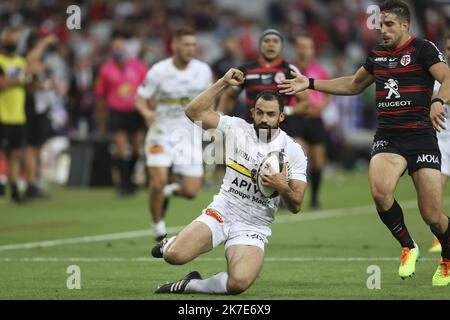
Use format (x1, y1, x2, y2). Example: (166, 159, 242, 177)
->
(429, 34, 450, 253)
(136, 28, 213, 241)
(151, 68, 308, 295)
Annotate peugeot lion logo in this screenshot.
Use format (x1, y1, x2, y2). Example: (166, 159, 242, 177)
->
(384, 79, 401, 99)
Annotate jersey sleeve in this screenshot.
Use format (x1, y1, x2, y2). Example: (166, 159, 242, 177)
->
(419, 40, 447, 70)
(286, 141, 308, 182)
(136, 66, 160, 99)
(362, 53, 374, 75)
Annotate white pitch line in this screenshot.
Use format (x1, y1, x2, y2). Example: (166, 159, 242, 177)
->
(0, 197, 448, 252)
(0, 256, 438, 262)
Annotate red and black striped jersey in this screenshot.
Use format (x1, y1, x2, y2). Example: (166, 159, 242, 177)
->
(237, 58, 299, 109)
(363, 36, 446, 132)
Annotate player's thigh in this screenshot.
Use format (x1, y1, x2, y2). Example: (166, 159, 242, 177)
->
(369, 153, 407, 200)
(225, 245, 264, 293)
(411, 168, 443, 221)
(165, 221, 213, 263)
(147, 166, 169, 190)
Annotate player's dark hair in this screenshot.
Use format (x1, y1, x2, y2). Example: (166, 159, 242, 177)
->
(379, 0, 410, 23)
(174, 27, 195, 40)
(255, 90, 285, 113)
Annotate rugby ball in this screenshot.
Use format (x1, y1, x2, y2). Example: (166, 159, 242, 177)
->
(256, 151, 284, 198)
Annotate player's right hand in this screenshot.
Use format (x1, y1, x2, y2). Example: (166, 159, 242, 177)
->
(278, 71, 309, 95)
(222, 68, 244, 86)
(430, 101, 446, 132)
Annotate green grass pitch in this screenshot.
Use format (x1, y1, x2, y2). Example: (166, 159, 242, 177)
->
(0, 169, 449, 299)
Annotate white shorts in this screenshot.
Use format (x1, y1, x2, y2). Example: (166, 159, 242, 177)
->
(145, 124, 203, 177)
(194, 208, 271, 252)
(438, 133, 450, 176)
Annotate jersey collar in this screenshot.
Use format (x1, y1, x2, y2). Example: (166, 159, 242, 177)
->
(388, 35, 415, 54)
(258, 57, 283, 68)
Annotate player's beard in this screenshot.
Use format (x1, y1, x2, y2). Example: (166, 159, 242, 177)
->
(254, 122, 279, 143)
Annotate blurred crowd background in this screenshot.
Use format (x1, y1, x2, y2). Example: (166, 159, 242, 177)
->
(0, 0, 449, 189)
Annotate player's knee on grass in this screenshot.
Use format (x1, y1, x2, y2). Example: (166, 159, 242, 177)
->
(226, 275, 253, 295)
(163, 246, 190, 265)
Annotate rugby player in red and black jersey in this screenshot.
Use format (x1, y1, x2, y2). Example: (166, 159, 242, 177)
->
(278, 0, 450, 286)
(217, 28, 309, 123)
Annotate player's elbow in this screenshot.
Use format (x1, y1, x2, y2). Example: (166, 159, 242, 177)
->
(290, 204, 301, 214)
(184, 104, 197, 122)
(288, 199, 302, 214)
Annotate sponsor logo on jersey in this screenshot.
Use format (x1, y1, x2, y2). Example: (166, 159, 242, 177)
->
(400, 54, 411, 66)
(375, 57, 387, 62)
(416, 154, 440, 164)
(274, 72, 286, 84)
(377, 100, 412, 108)
(384, 78, 401, 99)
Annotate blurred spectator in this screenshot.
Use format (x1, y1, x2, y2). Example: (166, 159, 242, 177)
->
(0, 27, 40, 203)
(211, 36, 242, 79)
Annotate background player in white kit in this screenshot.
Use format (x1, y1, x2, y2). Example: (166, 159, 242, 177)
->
(429, 34, 450, 253)
(151, 68, 308, 295)
(135, 28, 213, 241)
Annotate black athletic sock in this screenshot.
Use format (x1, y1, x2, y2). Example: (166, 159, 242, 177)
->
(310, 169, 322, 206)
(377, 199, 415, 249)
(430, 216, 450, 260)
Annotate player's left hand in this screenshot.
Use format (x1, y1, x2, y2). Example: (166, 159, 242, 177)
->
(430, 101, 446, 132)
(260, 163, 288, 191)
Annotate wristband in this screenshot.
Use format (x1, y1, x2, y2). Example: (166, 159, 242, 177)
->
(308, 78, 315, 90)
(431, 98, 445, 105)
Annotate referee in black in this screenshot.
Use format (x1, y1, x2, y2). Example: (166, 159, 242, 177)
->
(279, 0, 450, 286)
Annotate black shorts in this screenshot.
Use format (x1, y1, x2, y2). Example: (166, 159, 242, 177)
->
(108, 109, 146, 133)
(285, 117, 327, 144)
(25, 100, 51, 147)
(0, 123, 26, 151)
(371, 129, 441, 175)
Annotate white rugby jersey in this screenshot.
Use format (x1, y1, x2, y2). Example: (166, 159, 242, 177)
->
(137, 58, 213, 131)
(208, 115, 308, 227)
(434, 82, 450, 138)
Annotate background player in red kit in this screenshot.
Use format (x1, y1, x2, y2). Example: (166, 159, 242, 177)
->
(279, 0, 450, 286)
(217, 28, 309, 122)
